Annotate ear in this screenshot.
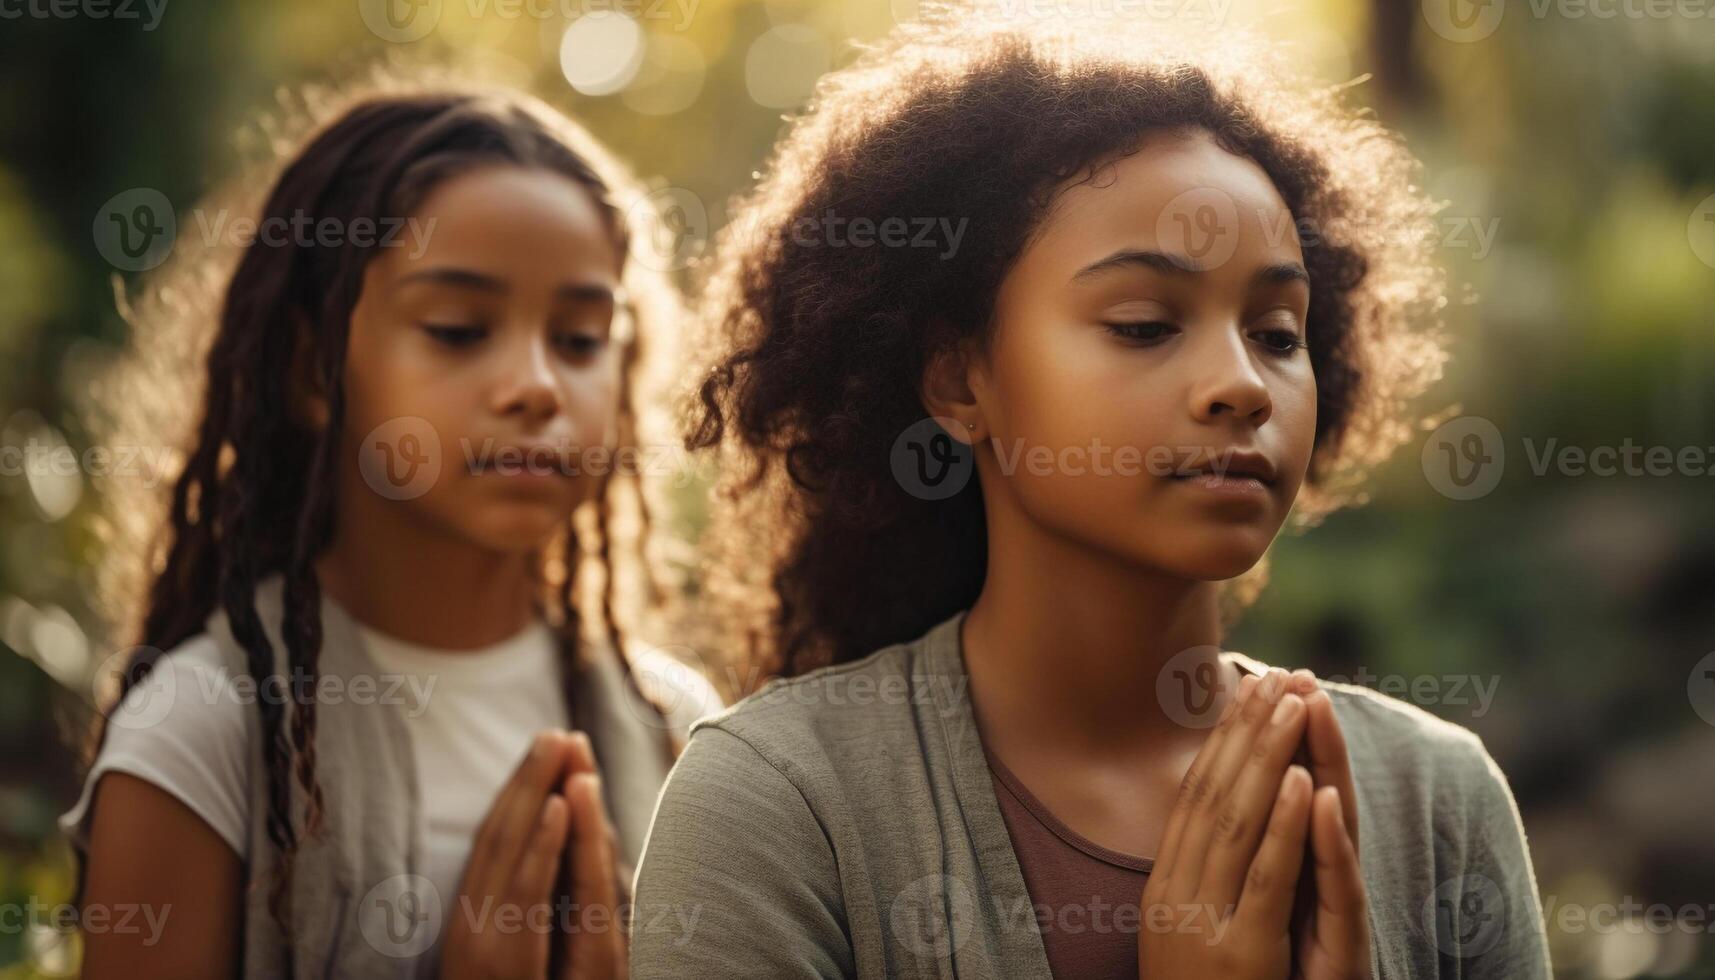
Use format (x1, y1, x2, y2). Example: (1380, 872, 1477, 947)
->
(919, 323, 987, 445)
(288, 315, 331, 433)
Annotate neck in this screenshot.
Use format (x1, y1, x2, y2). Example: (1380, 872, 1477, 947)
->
(314, 486, 537, 651)
(961, 509, 1241, 761)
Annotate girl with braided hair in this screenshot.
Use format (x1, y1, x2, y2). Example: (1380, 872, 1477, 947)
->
(61, 72, 717, 979)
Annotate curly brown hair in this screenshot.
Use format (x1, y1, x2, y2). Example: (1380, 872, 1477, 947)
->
(685, 6, 1450, 681)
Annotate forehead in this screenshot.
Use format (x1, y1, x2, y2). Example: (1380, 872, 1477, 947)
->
(1026, 127, 1303, 271)
(391, 165, 620, 273)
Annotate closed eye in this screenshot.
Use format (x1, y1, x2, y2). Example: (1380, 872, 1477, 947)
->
(554, 332, 607, 356)
(1105, 321, 1177, 343)
(1254, 328, 1308, 356)
(423, 323, 487, 347)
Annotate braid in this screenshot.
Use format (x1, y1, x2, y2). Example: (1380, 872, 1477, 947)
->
(83, 77, 691, 971)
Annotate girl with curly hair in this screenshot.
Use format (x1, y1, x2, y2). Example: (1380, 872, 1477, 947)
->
(61, 72, 718, 979)
(632, 6, 1550, 979)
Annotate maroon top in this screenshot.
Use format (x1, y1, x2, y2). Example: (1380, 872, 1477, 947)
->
(982, 655, 1265, 978)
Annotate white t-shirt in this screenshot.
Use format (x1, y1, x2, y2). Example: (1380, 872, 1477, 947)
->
(60, 617, 722, 970)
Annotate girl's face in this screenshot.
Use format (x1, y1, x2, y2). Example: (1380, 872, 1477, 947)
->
(338, 165, 624, 554)
(967, 127, 1316, 580)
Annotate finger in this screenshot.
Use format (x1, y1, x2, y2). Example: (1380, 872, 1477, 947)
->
(1167, 668, 1288, 903)
(471, 731, 571, 897)
(1152, 672, 1258, 886)
(1309, 785, 1369, 969)
(1199, 691, 1308, 909)
(1303, 689, 1361, 854)
(565, 772, 622, 976)
(511, 794, 570, 902)
(1233, 764, 1312, 939)
(566, 729, 598, 777)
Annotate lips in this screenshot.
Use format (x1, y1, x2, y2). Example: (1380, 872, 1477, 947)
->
(1170, 450, 1278, 485)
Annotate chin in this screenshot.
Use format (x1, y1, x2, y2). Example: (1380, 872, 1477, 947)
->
(457, 507, 575, 554)
(1135, 530, 1273, 582)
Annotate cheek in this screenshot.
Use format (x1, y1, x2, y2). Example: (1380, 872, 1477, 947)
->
(559, 359, 622, 440)
(991, 318, 1176, 458)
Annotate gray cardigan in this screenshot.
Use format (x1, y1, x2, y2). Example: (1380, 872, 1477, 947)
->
(201, 575, 677, 979)
(630, 609, 1553, 979)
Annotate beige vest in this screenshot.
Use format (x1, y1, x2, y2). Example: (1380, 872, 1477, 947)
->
(213, 574, 674, 979)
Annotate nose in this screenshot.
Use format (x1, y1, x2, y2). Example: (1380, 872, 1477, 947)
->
(490, 332, 563, 425)
(1186, 324, 1273, 427)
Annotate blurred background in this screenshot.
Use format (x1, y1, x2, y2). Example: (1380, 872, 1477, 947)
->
(0, 0, 1712, 975)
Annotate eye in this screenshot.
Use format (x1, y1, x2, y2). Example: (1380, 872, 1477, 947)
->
(553, 331, 608, 357)
(1253, 327, 1308, 356)
(423, 323, 487, 347)
(1105, 321, 1178, 344)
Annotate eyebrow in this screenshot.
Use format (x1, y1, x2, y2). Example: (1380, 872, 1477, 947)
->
(396, 267, 618, 301)
(1071, 249, 1309, 288)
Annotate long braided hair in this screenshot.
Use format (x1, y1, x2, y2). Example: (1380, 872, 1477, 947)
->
(80, 70, 684, 957)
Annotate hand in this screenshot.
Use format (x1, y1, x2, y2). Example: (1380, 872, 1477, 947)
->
(555, 733, 629, 980)
(440, 731, 578, 980)
(1285, 671, 1373, 980)
(1139, 669, 1313, 980)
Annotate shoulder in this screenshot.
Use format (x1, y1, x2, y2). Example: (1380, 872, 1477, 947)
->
(1318, 676, 1521, 835)
(685, 636, 928, 781)
(60, 631, 255, 859)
